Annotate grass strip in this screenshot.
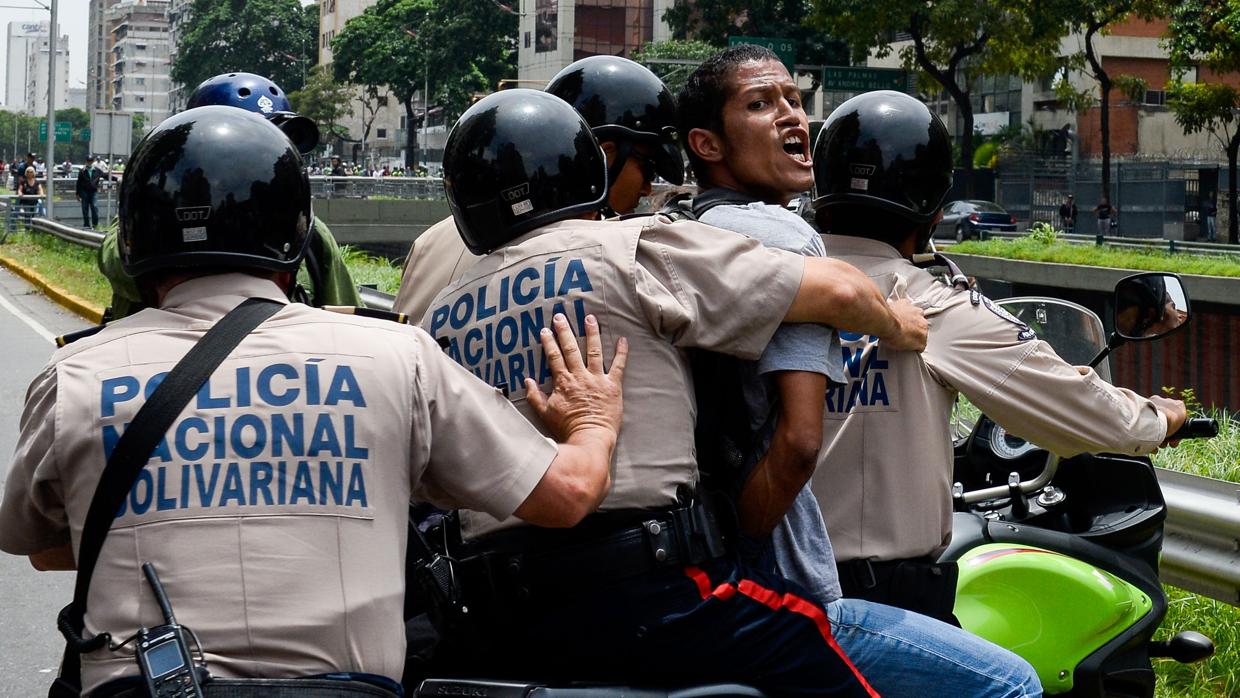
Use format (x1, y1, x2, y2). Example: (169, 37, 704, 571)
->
(0, 228, 111, 310)
(951, 238, 1240, 277)
(1155, 585, 1240, 697)
(340, 245, 402, 296)
(0, 230, 405, 310)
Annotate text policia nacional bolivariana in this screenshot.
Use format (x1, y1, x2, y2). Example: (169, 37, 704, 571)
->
(100, 360, 372, 520)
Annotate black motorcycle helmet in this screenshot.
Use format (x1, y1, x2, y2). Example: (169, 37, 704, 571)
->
(811, 90, 953, 225)
(119, 105, 313, 278)
(443, 89, 608, 255)
(546, 55, 684, 185)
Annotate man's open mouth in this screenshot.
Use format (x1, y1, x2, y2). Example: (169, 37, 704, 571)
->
(782, 134, 808, 163)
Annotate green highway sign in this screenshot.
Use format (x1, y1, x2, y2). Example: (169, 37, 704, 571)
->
(38, 120, 73, 142)
(79, 127, 91, 142)
(823, 66, 908, 93)
(728, 35, 796, 71)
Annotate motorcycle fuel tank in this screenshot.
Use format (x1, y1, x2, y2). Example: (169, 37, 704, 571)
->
(954, 543, 1153, 694)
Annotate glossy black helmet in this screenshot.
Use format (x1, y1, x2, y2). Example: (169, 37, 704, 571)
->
(811, 90, 953, 224)
(546, 55, 684, 185)
(119, 105, 313, 278)
(443, 89, 608, 255)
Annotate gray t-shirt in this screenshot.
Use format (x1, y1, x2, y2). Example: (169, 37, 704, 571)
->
(699, 200, 845, 604)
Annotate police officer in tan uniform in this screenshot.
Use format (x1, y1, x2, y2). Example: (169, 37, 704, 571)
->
(420, 88, 937, 696)
(0, 106, 626, 696)
(393, 55, 684, 320)
(809, 90, 1187, 623)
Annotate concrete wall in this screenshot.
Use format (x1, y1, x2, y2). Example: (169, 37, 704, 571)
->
(313, 198, 451, 257)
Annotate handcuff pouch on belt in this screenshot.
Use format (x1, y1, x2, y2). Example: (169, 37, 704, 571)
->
(438, 497, 729, 631)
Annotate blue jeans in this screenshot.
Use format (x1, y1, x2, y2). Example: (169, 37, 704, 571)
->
(829, 597, 1042, 697)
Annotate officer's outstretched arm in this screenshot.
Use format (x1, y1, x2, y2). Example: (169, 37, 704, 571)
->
(785, 257, 929, 352)
(514, 313, 629, 528)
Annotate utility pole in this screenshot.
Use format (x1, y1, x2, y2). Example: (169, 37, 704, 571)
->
(44, 0, 59, 221)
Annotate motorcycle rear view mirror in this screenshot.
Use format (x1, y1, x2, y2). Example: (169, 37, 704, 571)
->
(1089, 272, 1191, 368)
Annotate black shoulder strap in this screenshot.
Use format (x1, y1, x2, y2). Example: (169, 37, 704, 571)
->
(653, 187, 764, 223)
(51, 297, 282, 697)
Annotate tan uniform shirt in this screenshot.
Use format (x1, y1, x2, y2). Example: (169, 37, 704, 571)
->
(814, 236, 1167, 562)
(0, 273, 556, 693)
(419, 215, 807, 540)
(393, 216, 481, 320)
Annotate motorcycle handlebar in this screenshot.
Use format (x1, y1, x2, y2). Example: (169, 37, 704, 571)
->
(1170, 417, 1219, 441)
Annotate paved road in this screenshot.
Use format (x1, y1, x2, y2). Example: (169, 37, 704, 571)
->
(0, 267, 89, 697)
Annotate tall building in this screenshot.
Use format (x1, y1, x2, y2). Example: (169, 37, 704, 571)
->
(318, 0, 403, 165)
(7, 20, 65, 113)
(88, 0, 122, 111)
(107, 0, 173, 132)
(22, 28, 71, 115)
(866, 17, 1240, 160)
(166, 0, 193, 111)
(517, 0, 675, 84)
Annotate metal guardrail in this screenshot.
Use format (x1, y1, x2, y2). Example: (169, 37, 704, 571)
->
(359, 286, 396, 312)
(10, 211, 1240, 607)
(943, 229, 1240, 257)
(309, 176, 445, 200)
(1158, 468, 1240, 606)
(30, 217, 105, 249)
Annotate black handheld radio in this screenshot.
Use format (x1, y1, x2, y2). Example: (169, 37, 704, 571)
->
(134, 563, 206, 698)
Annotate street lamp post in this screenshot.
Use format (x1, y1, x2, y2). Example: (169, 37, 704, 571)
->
(44, 0, 59, 221)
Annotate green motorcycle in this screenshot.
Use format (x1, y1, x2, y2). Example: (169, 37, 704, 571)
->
(941, 272, 1216, 697)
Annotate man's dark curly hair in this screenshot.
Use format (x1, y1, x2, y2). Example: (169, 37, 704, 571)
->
(677, 44, 781, 186)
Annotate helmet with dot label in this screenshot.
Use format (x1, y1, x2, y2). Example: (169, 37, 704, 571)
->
(443, 89, 608, 255)
(119, 106, 312, 278)
(811, 90, 953, 224)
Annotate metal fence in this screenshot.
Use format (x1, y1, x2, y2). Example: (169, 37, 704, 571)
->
(996, 158, 1227, 241)
(941, 228, 1240, 257)
(309, 176, 445, 200)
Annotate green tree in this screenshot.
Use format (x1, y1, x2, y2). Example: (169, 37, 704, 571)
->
(663, 0, 847, 84)
(1167, 0, 1240, 244)
(288, 65, 355, 156)
(633, 39, 722, 96)
(53, 108, 90, 163)
(332, 0, 517, 167)
(0, 110, 42, 167)
(1054, 0, 1164, 208)
(424, 0, 518, 120)
(809, 0, 1064, 191)
(331, 0, 434, 168)
(171, 0, 316, 96)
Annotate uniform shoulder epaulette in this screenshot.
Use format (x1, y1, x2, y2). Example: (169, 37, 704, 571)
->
(321, 305, 409, 325)
(55, 323, 108, 348)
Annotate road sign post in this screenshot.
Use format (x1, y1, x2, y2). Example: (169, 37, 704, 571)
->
(822, 66, 908, 93)
(727, 35, 797, 72)
(38, 121, 72, 143)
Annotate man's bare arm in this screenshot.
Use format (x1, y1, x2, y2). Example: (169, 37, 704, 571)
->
(784, 257, 928, 352)
(514, 313, 628, 528)
(736, 371, 826, 538)
(29, 543, 75, 571)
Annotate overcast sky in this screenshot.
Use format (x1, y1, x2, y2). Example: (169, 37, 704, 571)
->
(0, 1, 88, 105)
(0, 0, 319, 109)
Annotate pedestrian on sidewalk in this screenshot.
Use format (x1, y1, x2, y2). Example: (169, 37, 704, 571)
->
(76, 155, 103, 229)
(1094, 195, 1115, 236)
(1058, 194, 1077, 234)
(1203, 197, 1217, 242)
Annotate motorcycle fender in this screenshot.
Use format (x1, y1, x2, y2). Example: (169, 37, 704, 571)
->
(953, 543, 1153, 694)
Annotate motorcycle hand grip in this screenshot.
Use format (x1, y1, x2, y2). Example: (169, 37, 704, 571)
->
(1170, 417, 1218, 441)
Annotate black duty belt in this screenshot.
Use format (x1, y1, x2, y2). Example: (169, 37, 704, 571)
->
(456, 499, 730, 606)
